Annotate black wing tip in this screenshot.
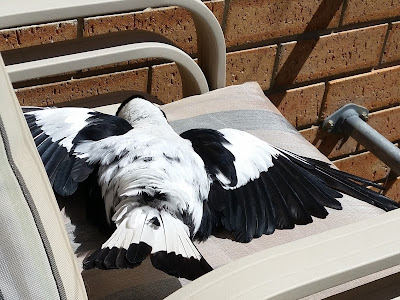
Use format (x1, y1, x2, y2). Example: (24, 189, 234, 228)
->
(281, 151, 400, 213)
(151, 251, 213, 281)
(373, 195, 400, 212)
(316, 168, 399, 212)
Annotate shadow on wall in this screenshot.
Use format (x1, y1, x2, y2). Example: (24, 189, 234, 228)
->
(272, 0, 344, 94)
(270, 0, 347, 162)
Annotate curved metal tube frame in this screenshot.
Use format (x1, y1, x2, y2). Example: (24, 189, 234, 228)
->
(6, 42, 210, 96)
(0, 0, 226, 91)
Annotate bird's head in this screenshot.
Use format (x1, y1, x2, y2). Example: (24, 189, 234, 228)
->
(116, 95, 167, 126)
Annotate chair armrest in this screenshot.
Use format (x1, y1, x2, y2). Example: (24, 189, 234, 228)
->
(166, 209, 400, 299)
(6, 42, 209, 97)
(0, 53, 88, 299)
(0, 0, 226, 91)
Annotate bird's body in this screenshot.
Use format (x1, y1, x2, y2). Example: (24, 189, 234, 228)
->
(24, 96, 399, 280)
(77, 118, 208, 230)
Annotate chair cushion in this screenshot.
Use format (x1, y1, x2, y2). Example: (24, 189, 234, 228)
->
(162, 82, 384, 268)
(76, 82, 386, 299)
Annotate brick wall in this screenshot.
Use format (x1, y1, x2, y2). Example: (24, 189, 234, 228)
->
(1, 0, 400, 200)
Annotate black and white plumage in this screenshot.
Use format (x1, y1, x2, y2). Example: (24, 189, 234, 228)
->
(24, 96, 399, 280)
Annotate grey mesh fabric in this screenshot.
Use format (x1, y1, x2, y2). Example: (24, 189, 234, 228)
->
(0, 56, 87, 299)
(79, 82, 389, 299)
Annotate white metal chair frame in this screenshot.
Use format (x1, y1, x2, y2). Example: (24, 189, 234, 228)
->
(0, 0, 226, 93)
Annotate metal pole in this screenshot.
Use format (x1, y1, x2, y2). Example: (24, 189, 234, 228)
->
(343, 114, 400, 175)
(322, 104, 400, 175)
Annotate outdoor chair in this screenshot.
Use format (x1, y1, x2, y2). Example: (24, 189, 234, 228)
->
(1, 0, 400, 299)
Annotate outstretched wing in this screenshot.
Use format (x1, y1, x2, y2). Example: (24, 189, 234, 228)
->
(24, 107, 133, 196)
(181, 128, 399, 243)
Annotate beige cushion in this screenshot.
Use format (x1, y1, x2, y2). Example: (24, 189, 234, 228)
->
(70, 82, 388, 299)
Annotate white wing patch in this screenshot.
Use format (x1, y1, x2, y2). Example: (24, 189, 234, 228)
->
(218, 128, 281, 189)
(28, 107, 93, 151)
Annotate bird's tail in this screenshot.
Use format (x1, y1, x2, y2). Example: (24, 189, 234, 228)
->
(83, 203, 212, 280)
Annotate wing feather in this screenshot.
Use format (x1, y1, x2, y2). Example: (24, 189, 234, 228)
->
(182, 128, 399, 243)
(262, 171, 295, 230)
(246, 181, 266, 238)
(33, 132, 48, 147)
(267, 160, 313, 225)
(24, 107, 133, 196)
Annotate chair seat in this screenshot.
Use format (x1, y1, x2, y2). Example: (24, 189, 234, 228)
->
(70, 82, 388, 299)
(163, 82, 386, 270)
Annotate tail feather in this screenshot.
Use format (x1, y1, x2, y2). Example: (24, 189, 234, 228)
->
(83, 205, 212, 280)
(103, 247, 119, 269)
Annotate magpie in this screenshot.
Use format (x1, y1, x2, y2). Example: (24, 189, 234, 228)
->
(23, 96, 399, 280)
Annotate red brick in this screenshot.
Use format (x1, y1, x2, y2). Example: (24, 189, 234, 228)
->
(150, 63, 183, 104)
(83, 1, 224, 54)
(333, 151, 391, 181)
(0, 30, 19, 51)
(300, 106, 400, 159)
(15, 68, 148, 106)
(300, 126, 361, 159)
(382, 21, 400, 64)
(274, 24, 387, 87)
(81, 58, 155, 74)
(367, 106, 400, 143)
(268, 83, 324, 128)
(207, 0, 225, 23)
(0, 21, 77, 51)
(226, 45, 277, 90)
(84, 13, 134, 36)
(323, 65, 400, 118)
(384, 176, 400, 202)
(342, 0, 400, 25)
(225, 0, 342, 47)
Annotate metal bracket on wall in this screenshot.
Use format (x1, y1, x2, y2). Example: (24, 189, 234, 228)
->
(322, 104, 400, 175)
